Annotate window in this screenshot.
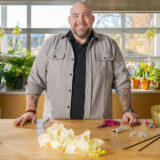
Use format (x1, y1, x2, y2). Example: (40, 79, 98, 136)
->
(7, 5, 27, 28)
(0, 1, 160, 62)
(31, 5, 71, 28)
(31, 34, 55, 56)
(93, 13, 160, 61)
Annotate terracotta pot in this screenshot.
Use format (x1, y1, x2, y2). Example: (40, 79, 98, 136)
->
(140, 79, 150, 90)
(131, 79, 140, 89)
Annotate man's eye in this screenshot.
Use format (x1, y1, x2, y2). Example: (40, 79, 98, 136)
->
(84, 14, 89, 17)
(73, 15, 78, 18)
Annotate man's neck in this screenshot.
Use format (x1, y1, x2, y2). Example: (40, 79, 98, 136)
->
(72, 32, 91, 45)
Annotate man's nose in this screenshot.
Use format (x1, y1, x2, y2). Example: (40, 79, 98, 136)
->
(78, 15, 85, 22)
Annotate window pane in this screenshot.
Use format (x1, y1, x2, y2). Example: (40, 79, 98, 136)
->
(125, 13, 154, 28)
(107, 34, 121, 50)
(1, 34, 27, 55)
(7, 5, 27, 28)
(31, 5, 71, 28)
(0, 6, 1, 26)
(93, 14, 121, 28)
(31, 34, 55, 56)
(126, 34, 154, 56)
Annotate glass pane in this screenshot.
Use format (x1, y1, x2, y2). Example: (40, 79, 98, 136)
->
(125, 13, 154, 28)
(7, 5, 27, 28)
(1, 34, 27, 56)
(155, 14, 160, 27)
(0, 6, 1, 26)
(126, 34, 154, 56)
(31, 34, 55, 56)
(93, 13, 121, 28)
(107, 34, 121, 50)
(31, 5, 71, 28)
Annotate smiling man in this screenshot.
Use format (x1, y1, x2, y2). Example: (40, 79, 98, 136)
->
(13, 2, 138, 126)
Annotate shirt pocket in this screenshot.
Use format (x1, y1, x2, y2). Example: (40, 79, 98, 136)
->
(47, 52, 65, 73)
(96, 54, 113, 76)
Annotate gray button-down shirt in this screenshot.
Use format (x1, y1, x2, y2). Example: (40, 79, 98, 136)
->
(26, 30, 131, 120)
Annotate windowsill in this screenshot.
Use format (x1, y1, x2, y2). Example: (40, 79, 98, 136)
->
(0, 86, 160, 95)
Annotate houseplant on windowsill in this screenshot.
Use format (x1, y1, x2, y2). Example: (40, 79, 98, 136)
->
(126, 62, 140, 89)
(137, 62, 151, 90)
(148, 66, 160, 89)
(130, 71, 140, 89)
(0, 25, 35, 89)
(4, 53, 35, 89)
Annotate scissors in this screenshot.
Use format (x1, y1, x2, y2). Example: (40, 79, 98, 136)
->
(97, 119, 120, 128)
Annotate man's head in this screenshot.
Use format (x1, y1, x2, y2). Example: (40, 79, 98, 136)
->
(68, 2, 95, 39)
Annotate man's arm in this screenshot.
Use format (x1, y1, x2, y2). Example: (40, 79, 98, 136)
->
(117, 88, 138, 124)
(13, 94, 40, 126)
(26, 94, 40, 110)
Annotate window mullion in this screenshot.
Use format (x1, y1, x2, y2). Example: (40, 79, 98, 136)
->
(27, 3, 31, 53)
(121, 13, 125, 55)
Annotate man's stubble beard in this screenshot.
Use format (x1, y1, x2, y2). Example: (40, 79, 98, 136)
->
(72, 28, 91, 39)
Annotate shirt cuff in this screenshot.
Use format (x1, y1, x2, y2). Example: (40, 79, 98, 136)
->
(25, 83, 43, 95)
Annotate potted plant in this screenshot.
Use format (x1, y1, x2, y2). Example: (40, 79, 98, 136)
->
(130, 71, 140, 89)
(137, 62, 151, 90)
(4, 53, 35, 89)
(148, 66, 160, 89)
(126, 62, 140, 89)
(0, 25, 35, 89)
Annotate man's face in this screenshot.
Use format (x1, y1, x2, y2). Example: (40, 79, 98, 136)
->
(68, 3, 95, 39)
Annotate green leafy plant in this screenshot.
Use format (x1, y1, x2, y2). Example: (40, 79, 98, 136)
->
(148, 66, 160, 88)
(0, 25, 35, 88)
(4, 53, 35, 88)
(137, 62, 152, 80)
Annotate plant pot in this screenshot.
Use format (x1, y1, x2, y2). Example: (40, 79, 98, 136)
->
(13, 78, 25, 89)
(131, 79, 140, 89)
(140, 79, 150, 90)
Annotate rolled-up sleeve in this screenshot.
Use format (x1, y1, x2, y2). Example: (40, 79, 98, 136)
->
(111, 39, 131, 91)
(25, 39, 49, 95)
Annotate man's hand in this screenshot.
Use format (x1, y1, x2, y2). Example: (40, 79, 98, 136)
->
(122, 112, 138, 125)
(13, 112, 37, 127)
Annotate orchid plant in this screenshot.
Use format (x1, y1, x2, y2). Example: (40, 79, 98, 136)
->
(145, 28, 156, 55)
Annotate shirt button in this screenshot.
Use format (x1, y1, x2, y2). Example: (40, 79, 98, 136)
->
(104, 57, 106, 59)
(67, 106, 70, 109)
(69, 73, 72, 76)
(54, 55, 56, 57)
(68, 89, 71, 92)
(71, 58, 74, 61)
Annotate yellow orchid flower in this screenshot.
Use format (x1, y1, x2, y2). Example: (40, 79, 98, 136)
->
(12, 25, 21, 35)
(0, 28, 5, 38)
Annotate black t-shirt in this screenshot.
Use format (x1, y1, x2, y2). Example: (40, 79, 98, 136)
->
(66, 30, 94, 119)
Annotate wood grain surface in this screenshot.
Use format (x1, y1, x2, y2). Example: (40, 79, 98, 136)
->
(0, 119, 160, 160)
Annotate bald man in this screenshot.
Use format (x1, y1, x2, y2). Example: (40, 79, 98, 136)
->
(14, 2, 138, 126)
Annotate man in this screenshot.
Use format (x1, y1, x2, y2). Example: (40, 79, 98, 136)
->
(13, 2, 138, 126)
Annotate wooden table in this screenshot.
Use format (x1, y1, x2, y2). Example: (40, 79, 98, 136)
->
(0, 119, 160, 160)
